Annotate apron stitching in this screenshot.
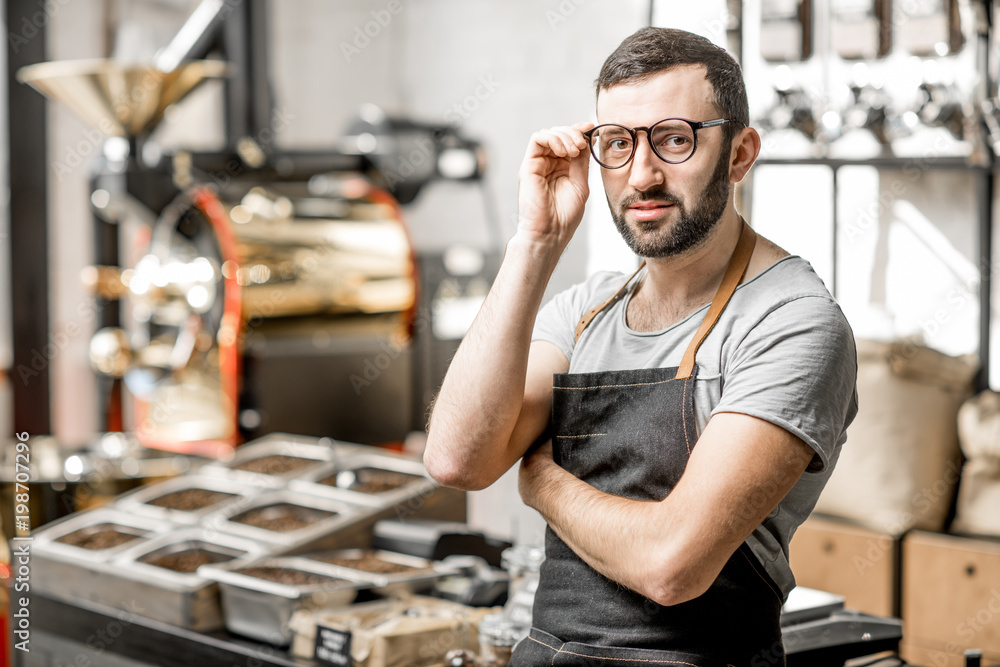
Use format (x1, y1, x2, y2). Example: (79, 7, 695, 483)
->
(550, 647, 705, 665)
(556, 433, 607, 438)
(738, 548, 783, 603)
(527, 634, 562, 653)
(682, 378, 691, 455)
(553, 637, 568, 666)
(553, 378, 680, 390)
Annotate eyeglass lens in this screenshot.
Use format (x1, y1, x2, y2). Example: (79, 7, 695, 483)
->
(589, 120, 697, 168)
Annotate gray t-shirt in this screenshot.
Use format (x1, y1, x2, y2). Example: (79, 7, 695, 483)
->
(531, 254, 859, 598)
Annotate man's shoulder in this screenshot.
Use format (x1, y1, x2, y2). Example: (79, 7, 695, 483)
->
(552, 268, 638, 310)
(740, 254, 835, 303)
(732, 255, 850, 333)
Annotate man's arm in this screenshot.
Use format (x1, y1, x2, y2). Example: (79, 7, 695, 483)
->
(518, 412, 814, 606)
(423, 123, 593, 491)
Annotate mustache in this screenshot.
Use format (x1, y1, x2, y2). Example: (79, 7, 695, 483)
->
(619, 186, 682, 209)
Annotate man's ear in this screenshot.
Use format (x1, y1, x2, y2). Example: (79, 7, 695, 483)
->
(729, 126, 761, 183)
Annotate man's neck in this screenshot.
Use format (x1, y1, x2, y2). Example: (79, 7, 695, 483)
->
(638, 209, 743, 308)
(624, 210, 744, 333)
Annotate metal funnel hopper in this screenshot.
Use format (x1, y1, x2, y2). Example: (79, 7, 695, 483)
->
(17, 58, 228, 138)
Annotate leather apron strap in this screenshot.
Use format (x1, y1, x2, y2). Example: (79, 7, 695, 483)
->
(574, 262, 647, 343)
(573, 220, 758, 380)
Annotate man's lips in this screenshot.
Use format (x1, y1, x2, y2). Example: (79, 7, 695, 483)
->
(627, 201, 673, 221)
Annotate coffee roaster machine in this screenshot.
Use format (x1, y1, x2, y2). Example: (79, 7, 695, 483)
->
(741, 0, 993, 160)
(18, 0, 496, 459)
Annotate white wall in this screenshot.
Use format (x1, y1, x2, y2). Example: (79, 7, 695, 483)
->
(269, 0, 654, 545)
(47, 0, 110, 447)
(38, 0, 652, 542)
(44, 0, 221, 447)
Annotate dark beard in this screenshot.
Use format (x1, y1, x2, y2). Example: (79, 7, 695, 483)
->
(608, 145, 732, 258)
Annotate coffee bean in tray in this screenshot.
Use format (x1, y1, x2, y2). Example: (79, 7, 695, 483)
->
(146, 488, 237, 511)
(140, 548, 237, 573)
(310, 550, 418, 574)
(319, 467, 422, 494)
(55, 524, 145, 550)
(232, 455, 316, 475)
(236, 566, 342, 586)
(230, 503, 336, 532)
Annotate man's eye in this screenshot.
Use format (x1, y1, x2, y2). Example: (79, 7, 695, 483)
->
(602, 137, 632, 152)
(661, 135, 690, 148)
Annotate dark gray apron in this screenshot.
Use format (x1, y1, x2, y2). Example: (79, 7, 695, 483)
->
(511, 222, 785, 667)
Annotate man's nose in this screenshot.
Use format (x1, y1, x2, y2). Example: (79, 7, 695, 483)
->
(627, 134, 665, 192)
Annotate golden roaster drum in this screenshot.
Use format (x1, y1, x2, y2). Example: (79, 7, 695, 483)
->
(91, 176, 416, 455)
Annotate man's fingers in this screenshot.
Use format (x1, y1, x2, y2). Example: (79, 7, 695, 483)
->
(539, 130, 578, 158)
(528, 125, 591, 159)
(551, 128, 589, 154)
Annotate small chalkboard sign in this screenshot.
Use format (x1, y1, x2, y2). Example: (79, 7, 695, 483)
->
(314, 624, 352, 666)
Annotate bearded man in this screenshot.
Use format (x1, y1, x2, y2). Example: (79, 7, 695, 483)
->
(424, 27, 858, 666)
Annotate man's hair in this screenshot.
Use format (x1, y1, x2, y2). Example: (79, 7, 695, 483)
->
(596, 27, 749, 147)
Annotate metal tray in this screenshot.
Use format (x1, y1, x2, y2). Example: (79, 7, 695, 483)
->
(81, 528, 273, 631)
(290, 452, 436, 505)
(202, 489, 371, 552)
(200, 556, 383, 645)
(197, 434, 346, 486)
(301, 548, 453, 595)
(33, 508, 173, 565)
(32, 508, 177, 614)
(112, 473, 273, 525)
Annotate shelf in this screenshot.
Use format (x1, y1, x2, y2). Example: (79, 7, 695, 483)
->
(755, 156, 993, 170)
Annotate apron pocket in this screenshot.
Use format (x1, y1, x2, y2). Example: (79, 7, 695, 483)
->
(556, 639, 734, 667)
(512, 628, 736, 667)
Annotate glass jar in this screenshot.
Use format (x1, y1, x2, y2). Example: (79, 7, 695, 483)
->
(478, 613, 522, 667)
(500, 545, 544, 630)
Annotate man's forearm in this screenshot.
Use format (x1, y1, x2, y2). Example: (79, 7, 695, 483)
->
(521, 452, 676, 600)
(423, 235, 562, 490)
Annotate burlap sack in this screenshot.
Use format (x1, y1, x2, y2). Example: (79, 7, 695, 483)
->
(813, 339, 977, 535)
(958, 390, 1000, 460)
(952, 457, 1000, 537)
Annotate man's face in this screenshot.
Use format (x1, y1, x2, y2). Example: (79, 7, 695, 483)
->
(596, 65, 734, 258)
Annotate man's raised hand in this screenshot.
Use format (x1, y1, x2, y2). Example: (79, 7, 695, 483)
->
(516, 122, 595, 251)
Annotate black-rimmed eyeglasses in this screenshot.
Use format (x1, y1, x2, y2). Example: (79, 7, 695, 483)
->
(584, 118, 741, 169)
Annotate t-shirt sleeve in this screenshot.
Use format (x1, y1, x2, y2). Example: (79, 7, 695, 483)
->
(531, 272, 620, 363)
(711, 295, 859, 473)
(531, 286, 585, 362)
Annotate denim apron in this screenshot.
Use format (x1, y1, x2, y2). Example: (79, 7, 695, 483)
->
(511, 222, 785, 667)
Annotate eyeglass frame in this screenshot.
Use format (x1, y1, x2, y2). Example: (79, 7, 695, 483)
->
(583, 117, 743, 169)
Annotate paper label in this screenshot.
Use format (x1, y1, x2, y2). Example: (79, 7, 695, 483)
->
(314, 624, 352, 666)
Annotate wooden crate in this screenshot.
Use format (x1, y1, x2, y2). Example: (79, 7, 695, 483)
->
(902, 531, 1000, 655)
(900, 636, 1000, 667)
(789, 514, 898, 617)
